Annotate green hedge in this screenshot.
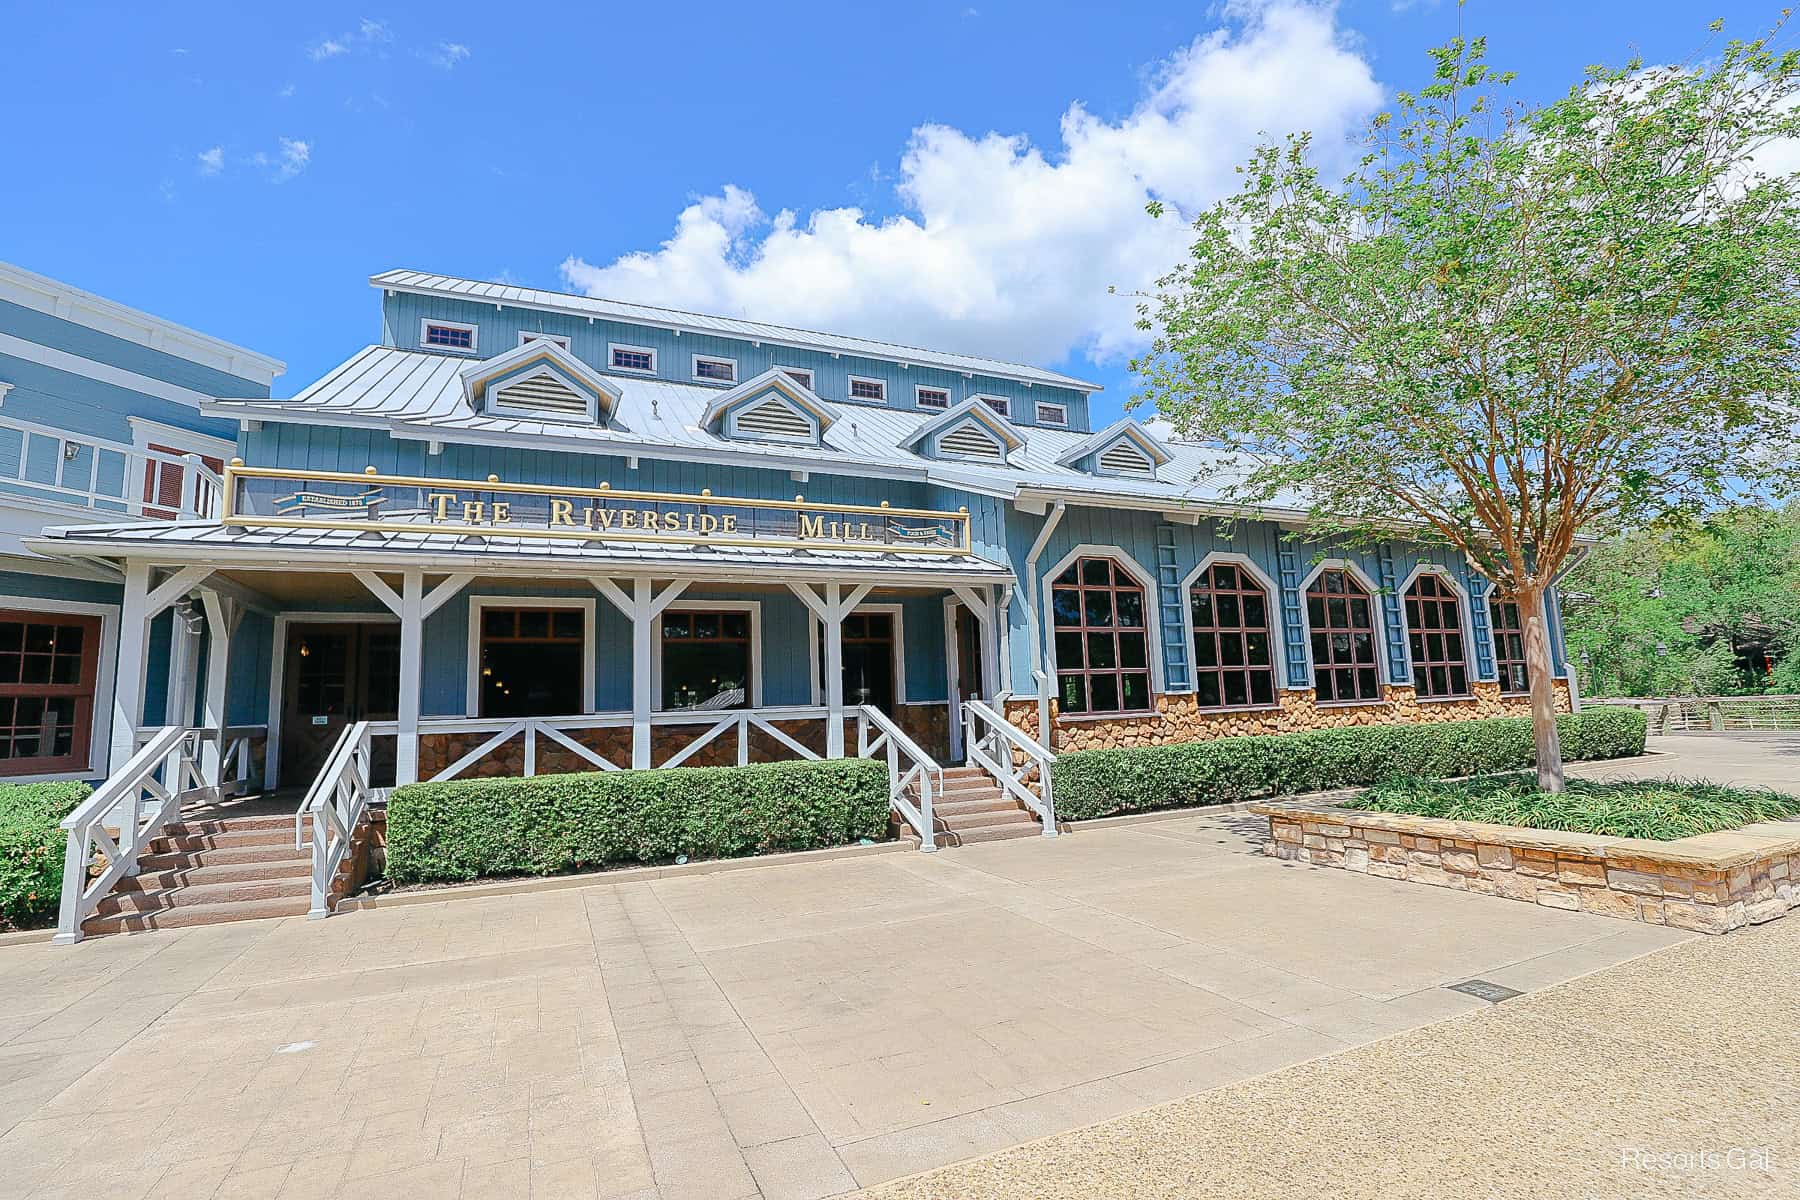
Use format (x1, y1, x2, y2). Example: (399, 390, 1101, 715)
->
(1051, 707, 1647, 822)
(0, 781, 90, 931)
(386, 758, 891, 884)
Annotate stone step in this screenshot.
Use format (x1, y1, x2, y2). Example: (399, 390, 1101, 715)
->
(161, 813, 297, 837)
(147, 828, 309, 854)
(939, 776, 1004, 796)
(118, 859, 312, 890)
(941, 766, 991, 780)
(138, 844, 311, 870)
(81, 896, 310, 936)
(940, 821, 1045, 846)
(96, 876, 311, 916)
(936, 810, 1040, 834)
(931, 796, 1018, 817)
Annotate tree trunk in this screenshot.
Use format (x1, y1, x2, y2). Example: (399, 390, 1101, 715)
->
(1518, 582, 1566, 792)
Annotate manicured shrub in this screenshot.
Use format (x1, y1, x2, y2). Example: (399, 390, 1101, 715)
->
(0, 781, 90, 931)
(1051, 707, 1647, 822)
(386, 758, 891, 884)
(1347, 774, 1799, 840)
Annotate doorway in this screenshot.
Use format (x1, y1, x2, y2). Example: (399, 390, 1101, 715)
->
(947, 602, 985, 762)
(279, 622, 399, 787)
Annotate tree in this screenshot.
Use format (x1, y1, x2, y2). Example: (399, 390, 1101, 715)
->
(1132, 20, 1800, 789)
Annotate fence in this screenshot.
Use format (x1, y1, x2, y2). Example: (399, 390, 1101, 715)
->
(1588, 695, 1800, 734)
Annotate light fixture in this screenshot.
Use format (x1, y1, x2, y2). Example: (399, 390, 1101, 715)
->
(299, 641, 310, 658)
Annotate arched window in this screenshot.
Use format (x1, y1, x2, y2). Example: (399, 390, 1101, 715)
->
(1307, 568, 1380, 703)
(1051, 556, 1151, 715)
(1190, 562, 1276, 708)
(1404, 574, 1470, 698)
(1490, 598, 1530, 694)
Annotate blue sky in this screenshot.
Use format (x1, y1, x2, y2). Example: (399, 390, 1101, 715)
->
(0, 0, 1769, 421)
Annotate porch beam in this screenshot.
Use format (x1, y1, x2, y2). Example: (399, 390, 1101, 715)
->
(593, 577, 690, 768)
(394, 571, 425, 785)
(144, 564, 212, 618)
(787, 582, 871, 758)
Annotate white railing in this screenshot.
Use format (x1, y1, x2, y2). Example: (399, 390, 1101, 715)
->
(0, 415, 222, 520)
(299, 720, 388, 918)
(961, 699, 1058, 836)
(54, 726, 206, 944)
(1589, 694, 1800, 734)
(856, 704, 940, 850)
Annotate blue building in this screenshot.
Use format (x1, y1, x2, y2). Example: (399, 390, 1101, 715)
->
(17, 266, 1574, 936)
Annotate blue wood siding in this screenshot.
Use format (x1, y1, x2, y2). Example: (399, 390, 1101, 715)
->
(382, 292, 1091, 433)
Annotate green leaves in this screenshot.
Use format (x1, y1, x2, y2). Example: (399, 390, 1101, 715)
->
(0, 780, 89, 931)
(1348, 773, 1800, 839)
(1050, 708, 1645, 821)
(384, 759, 891, 884)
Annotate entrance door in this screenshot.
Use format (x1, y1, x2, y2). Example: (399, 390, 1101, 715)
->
(948, 603, 984, 762)
(280, 623, 400, 787)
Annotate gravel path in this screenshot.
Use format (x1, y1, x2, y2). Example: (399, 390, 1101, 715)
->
(862, 911, 1799, 1200)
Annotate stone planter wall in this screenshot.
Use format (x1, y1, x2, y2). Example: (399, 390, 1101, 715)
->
(1004, 680, 1570, 754)
(1253, 799, 1800, 935)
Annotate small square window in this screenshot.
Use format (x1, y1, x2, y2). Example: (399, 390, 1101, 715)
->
(609, 344, 657, 373)
(974, 394, 1010, 416)
(1035, 402, 1068, 426)
(848, 376, 886, 402)
(779, 367, 814, 390)
(915, 386, 950, 410)
(422, 321, 477, 352)
(693, 356, 737, 384)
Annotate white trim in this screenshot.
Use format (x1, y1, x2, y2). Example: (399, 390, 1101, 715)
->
(691, 354, 739, 385)
(847, 375, 887, 403)
(419, 318, 479, 354)
(517, 331, 572, 350)
(1177, 552, 1289, 699)
(775, 365, 815, 390)
(0, 261, 283, 383)
(608, 343, 659, 374)
(1396, 563, 1477, 696)
(1034, 401, 1068, 427)
(807, 601, 905, 708)
(651, 599, 764, 709)
(1296, 557, 1394, 690)
(267, 610, 398, 788)
(725, 394, 818, 445)
(1039, 544, 1165, 699)
(968, 393, 1010, 417)
(127, 416, 236, 460)
(0, 594, 117, 782)
(914, 384, 950, 411)
(464, 595, 598, 718)
(0, 331, 212, 407)
(934, 421, 1008, 464)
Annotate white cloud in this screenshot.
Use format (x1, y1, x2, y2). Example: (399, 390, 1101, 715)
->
(196, 146, 224, 176)
(560, 1, 1381, 368)
(428, 42, 470, 70)
(309, 38, 347, 61)
(248, 138, 311, 182)
(307, 18, 390, 62)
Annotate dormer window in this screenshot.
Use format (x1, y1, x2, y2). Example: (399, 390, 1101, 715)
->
(972, 394, 1010, 417)
(730, 396, 816, 443)
(1098, 440, 1156, 476)
(916, 385, 950, 410)
(610, 344, 657, 374)
(519, 331, 571, 350)
(848, 376, 886, 402)
(779, 366, 814, 390)
(903, 397, 1026, 465)
(693, 355, 738, 384)
(1036, 402, 1068, 427)
(699, 368, 838, 447)
(460, 339, 620, 426)
(939, 424, 1006, 461)
(422, 319, 477, 353)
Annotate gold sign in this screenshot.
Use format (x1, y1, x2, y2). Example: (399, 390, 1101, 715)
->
(226, 465, 971, 555)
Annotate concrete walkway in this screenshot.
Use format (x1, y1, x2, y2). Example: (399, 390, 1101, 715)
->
(0, 806, 1687, 1199)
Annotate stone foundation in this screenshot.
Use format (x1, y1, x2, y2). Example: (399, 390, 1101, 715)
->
(1003, 680, 1570, 754)
(1253, 800, 1800, 934)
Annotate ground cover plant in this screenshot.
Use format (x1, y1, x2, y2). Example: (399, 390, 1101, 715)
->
(0, 780, 89, 930)
(1345, 773, 1800, 840)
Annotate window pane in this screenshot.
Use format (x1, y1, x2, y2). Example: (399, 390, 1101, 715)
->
(1118, 631, 1147, 669)
(518, 609, 550, 639)
(1250, 672, 1274, 705)
(1082, 558, 1112, 586)
(1052, 589, 1081, 626)
(1089, 674, 1120, 713)
(1086, 632, 1116, 669)
(662, 613, 690, 638)
(1193, 634, 1217, 667)
(1055, 631, 1085, 668)
(1084, 590, 1114, 627)
(1191, 594, 1214, 629)
(1059, 673, 1088, 713)
(1219, 633, 1244, 666)
(1115, 590, 1144, 628)
(1121, 673, 1149, 711)
(1197, 674, 1221, 706)
(1215, 593, 1240, 628)
(1212, 563, 1238, 589)
(552, 610, 582, 639)
(1223, 672, 1249, 706)
(1055, 564, 1079, 586)
(1245, 632, 1271, 666)
(722, 613, 749, 639)
(1242, 593, 1266, 628)
(693, 612, 720, 639)
(483, 609, 513, 637)
(1357, 667, 1379, 698)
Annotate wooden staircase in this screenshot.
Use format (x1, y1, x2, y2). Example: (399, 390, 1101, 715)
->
(928, 766, 1046, 846)
(81, 812, 313, 936)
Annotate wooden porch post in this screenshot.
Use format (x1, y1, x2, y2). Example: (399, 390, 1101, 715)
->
(353, 570, 472, 787)
(788, 581, 872, 759)
(196, 590, 242, 789)
(593, 577, 690, 769)
(109, 562, 213, 774)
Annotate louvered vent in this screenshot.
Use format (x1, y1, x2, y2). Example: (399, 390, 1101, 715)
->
(492, 374, 590, 420)
(1098, 439, 1154, 475)
(734, 397, 815, 441)
(939, 424, 1005, 461)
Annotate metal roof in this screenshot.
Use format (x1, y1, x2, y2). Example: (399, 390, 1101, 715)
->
(371, 269, 1100, 392)
(27, 519, 1013, 584)
(208, 346, 1306, 515)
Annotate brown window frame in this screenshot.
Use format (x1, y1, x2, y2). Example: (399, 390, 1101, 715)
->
(1490, 598, 1531, 695)
(660, 608, 754, 711)
(1051, 556, 1153, 717)
(1306, 568, 1381, 704)
(1404, 574, 1471, 699)
(1189, 562, 1278, 710)
(476, 606, 585, 717)
(0, 609, 101, 775)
